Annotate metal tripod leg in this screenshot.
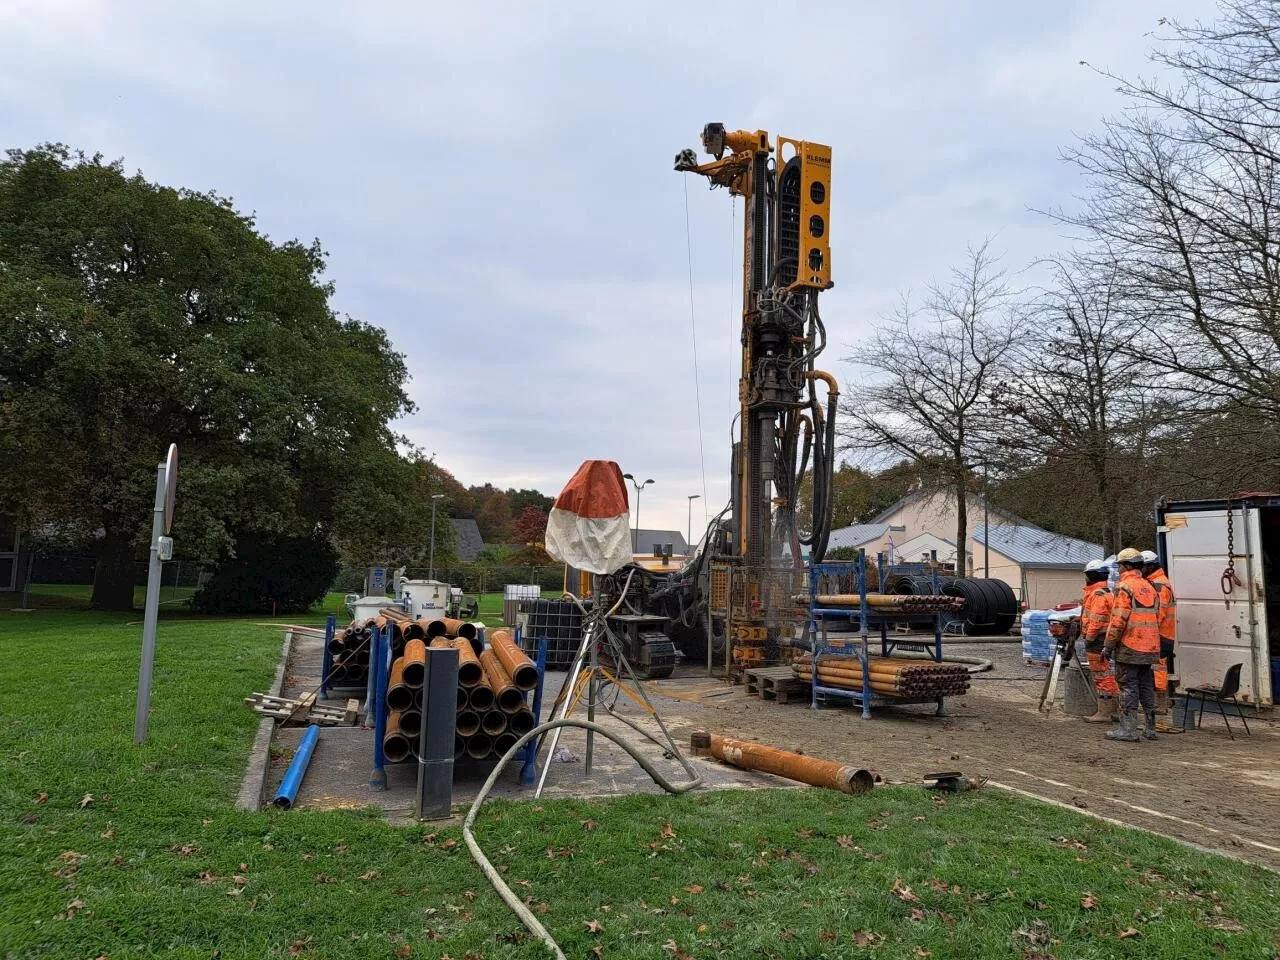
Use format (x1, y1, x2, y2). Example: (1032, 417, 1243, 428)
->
(1039, 647, 1064, 713)
(534, 621, 594, 798)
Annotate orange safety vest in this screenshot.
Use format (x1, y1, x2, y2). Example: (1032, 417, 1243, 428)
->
(1147, 568, 1176, 643)
(1080, 581, 1112, 642)
(1105, 569, 1161, 658)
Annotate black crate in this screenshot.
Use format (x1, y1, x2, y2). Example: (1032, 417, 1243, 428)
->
(517, 599, 583, 669)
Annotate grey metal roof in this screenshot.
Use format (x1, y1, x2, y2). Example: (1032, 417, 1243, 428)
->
(634, 529, 689, 555)
(451, 518, 485, 562)
(826, 523, 890, 551)
(973, 525, 1103, 569)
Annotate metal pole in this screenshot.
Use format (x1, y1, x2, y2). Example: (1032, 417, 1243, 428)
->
(983, 465, 990, 578)
(585, 622, 598, 774)
(134, 463, 167, 744)
(635, 487, 642, 554)
(429, 499, 438, 581)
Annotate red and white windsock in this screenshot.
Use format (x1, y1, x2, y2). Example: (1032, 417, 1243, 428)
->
(544, 460, 632, 575)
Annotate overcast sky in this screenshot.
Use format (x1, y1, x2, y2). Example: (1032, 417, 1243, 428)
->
(1, 0, 1218, 538)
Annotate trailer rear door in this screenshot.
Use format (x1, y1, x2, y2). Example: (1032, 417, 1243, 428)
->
(1161, 505, 1270, 706)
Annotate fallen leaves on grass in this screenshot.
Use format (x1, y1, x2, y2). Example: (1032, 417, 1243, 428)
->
(851, 930, 885, 947)
(1081, 893, 1098, 910)
(100, 829, 115, 840)
(393, 947, 411, 959)
(909, 908, 926, 922)
(1118, 928, 1140, 940)
(314, 874, 336, 884)
(169, 844, 197, 856)
(820, 930, 836, 942)
(914, 949, 931, 958)
(581, 818, 598, 831)
(288, 939, 312, 956)
(1053, 836, 1087, 851)
(928, 879, 960, 895)
(660, 941, 692, 960)
(78, 794, 94, 808)
(583, 920, 603, 934)
(795, 827, 814, 838)
(891, 878, 921, 903)
(358, 871, 378, 881)
(198, 871, 218, 885)
(1014, 921, 1051, 946)
(56, 898, 87, 920)
(1026, 900, 1047, 911)
(681, 885, 703, 894)
(440, 839, 457, 850)
(34, 792, 48, 806)
(1210, 918, 1244, 933)
(660, 823, 676, 839)
(836, 835, 858, 849)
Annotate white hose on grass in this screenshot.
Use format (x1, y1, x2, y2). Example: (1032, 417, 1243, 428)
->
(463, 718, 702, 959)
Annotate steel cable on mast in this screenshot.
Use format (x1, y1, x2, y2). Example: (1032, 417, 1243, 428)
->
(682, 177, 710, 517)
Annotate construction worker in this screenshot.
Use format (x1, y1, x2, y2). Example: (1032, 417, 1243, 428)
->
(1079, 559, 1118, 722)
(1102, 547, 1162, 742)
(1141, 549, 1176, 676)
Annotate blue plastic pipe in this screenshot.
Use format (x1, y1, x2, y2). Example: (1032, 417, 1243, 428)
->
(273, 723, 320, 809)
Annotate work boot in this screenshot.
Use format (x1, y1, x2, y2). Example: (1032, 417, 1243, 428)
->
(1105, 711, 1141, 743)
(1142, 711, 1159, 740)
(1084, 693, 1117, 723)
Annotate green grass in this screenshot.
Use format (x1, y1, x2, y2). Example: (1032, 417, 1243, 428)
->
(1, 612, 1277, 959)
(0, 584, 349, 618)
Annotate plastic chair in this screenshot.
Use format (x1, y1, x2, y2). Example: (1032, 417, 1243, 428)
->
(1181, 663, 1251, 740)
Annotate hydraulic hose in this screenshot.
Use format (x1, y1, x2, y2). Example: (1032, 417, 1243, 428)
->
(463, 719, 703, 960)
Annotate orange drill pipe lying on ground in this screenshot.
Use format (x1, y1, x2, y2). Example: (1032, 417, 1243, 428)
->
(691, 732, 877, 794)
(487, 629, 539, 690)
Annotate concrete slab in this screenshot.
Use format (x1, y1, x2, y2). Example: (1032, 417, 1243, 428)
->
(258, 629, 789, 822)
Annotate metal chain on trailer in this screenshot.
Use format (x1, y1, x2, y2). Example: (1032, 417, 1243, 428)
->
(1222, 499, 1243, 607)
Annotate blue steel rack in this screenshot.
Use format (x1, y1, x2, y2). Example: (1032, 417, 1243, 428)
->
(808, 552, 948, 718)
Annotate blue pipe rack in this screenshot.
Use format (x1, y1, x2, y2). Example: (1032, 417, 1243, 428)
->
(808, 551, 948, 718)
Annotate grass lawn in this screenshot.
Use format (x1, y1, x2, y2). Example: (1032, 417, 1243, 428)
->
(1, 612, 1277, 959)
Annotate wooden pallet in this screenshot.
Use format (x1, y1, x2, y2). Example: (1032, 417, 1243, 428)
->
(745, 666, 809, 704)
(244, 693, 359, 726)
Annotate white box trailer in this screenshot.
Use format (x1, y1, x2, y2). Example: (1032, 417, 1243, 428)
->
(1157, 497, 1279, 707)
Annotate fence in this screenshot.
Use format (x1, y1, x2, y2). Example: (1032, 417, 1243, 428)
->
(335, 564, 568, 596)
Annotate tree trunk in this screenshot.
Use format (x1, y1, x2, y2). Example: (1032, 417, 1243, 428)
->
(91, 533, 138, 610)
(954, 478, 968, 576)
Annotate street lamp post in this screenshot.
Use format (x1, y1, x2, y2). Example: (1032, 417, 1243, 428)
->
(622, 473, 654, 553)
(687, 494, 701, 554)
(428, 494, 445, 580)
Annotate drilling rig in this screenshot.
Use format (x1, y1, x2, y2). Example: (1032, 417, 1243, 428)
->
(613, 123, 839, 675)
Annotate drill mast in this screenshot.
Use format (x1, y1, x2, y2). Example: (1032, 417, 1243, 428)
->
(675, 123, 839, 667)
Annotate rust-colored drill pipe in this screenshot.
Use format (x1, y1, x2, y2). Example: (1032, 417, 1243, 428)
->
(429, 637, 482, 687)
(509, 707, 535, 736)
(456, 710, 481, 737)
(466, 732, 493, 760)
(383, 711, 413, 763)
(425, 617, 476, 642)
(454, 734, 466, 759)
(400, 709, 422, 737)
(386, 658, 414, 712)
(691, 732, 876, 794)
(481, 710, 508, 736)
(455, 687, 469, 710)
(494, 731, 518, 757)
(380, 607, 427, 642)
(468, 682, 495, 712)
(402, 638, 427, 687)
(487, 629, 539, 691)
(480, 650, 524, 713)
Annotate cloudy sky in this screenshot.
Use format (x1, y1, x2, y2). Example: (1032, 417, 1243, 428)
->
(2, 0, 1217, 537)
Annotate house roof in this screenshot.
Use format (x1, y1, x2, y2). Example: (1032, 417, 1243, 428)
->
(451, 518, 485, 562)
(634, 529, 689, 555)
(869, 489, 1028, 527)
(827, 523, 891, 551)
(974, 525, 1103, 569)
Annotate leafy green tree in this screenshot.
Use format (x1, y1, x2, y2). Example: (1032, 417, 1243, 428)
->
(0, 145, 415, 608)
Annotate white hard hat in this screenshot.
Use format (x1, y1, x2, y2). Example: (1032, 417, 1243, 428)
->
(1140, 550, 1158, 564)
(1084, 559, 1105, 573)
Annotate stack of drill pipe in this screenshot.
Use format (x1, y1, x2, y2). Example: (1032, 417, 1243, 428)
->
(792, 655, 971, 699)
(373, 613, 407, 656)
(797, 593, 966, 615)
(382, 619, 536, 762)
(327, 622, 371, 685)
(379, 607, 427, 643)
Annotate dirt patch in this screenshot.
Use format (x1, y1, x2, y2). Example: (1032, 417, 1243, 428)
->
(644, 643, 1280, 870)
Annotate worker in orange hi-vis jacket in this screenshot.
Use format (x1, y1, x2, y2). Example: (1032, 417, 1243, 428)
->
(1141, 548, 1176, 690)
(1079, 559, 1118, 723)
(1102, 548, 1163, 743)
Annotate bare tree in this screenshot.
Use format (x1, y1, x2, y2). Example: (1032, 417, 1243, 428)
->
(1058, 1, 1280, 426)
(840, 242, 1016, 574)
(996, 256, 1169, 553)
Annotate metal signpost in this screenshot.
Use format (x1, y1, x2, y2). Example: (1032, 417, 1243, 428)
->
(134, 443, 177, 744)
